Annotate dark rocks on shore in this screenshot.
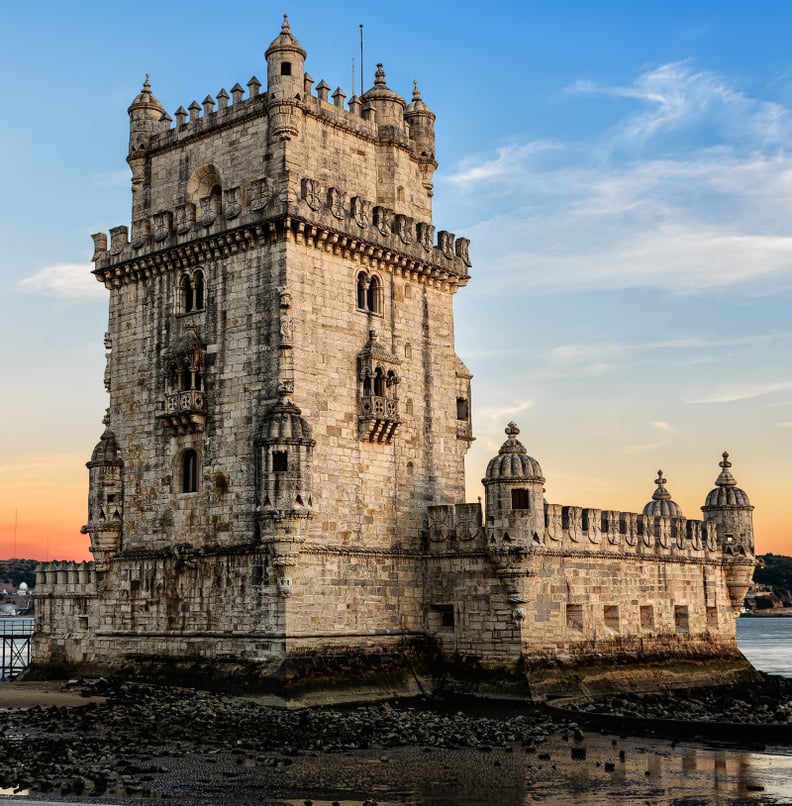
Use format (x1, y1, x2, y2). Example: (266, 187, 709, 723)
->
(0, 679, 561, 799)
(1, 674, 792, 800)
(565, 673, 792, 725)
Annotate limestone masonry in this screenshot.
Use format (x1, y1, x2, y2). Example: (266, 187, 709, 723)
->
(32, 18, 757, 698)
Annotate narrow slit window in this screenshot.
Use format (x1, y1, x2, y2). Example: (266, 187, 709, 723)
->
(182, 449, 199, 493)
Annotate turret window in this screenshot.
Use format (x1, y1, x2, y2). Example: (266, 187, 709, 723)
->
(281, 62, 292, 76)
(273, 451, 288, 472)
(512, 489, 530, 510)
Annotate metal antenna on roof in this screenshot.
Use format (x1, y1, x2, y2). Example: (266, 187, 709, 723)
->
(360, 24, 364, 96)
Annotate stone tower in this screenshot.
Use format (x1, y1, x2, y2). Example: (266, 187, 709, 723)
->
(33, 17, 473, 687)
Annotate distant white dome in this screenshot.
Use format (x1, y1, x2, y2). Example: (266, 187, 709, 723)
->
(17, 582, 28, 592)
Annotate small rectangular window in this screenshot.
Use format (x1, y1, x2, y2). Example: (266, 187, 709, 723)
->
(707, 607, 719, 629)
(456, 397, 469, 420)
(281, 62, 292, 76)
(426, 604, 455, 631)
(640, 605, 654, 630)
(566, 603, 584, 631)
(674, 605, 689, 633)
(604, 605, 619, 633)
(273, 451, 288, 472)
(511, 489, 530, 510)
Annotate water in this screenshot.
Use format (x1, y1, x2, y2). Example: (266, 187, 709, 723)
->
(737, 615, 792, 676)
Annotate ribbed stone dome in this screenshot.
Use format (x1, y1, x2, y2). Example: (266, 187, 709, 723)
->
(88, 424, 122, 467)
(485, 422, 544, 482)
(265, 14, 306, 59)
(642, 470, 683, 518)
(128, 75, 164, 116)
(260, 396, 314, 443)
(361, 64, 406, 107)
(405, 82, 432, 116)
(704, 452, 752, 508)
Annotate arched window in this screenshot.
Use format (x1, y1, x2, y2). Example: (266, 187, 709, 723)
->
(357, 272, 368, 310)
(180, 274, 194, 313)
(182, 449, 199, 493)
(367, 275, 382, 314)
(373, 367, 385, 396)
(193, 270, 205, 310)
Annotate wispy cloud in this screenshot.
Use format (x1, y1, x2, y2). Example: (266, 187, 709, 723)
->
(620, 420, 673, 454)
(442, 61, 792, 296)
(551, 333, 788, 366)
(688, 380, 792, 404)
(18, 263, 104, 300)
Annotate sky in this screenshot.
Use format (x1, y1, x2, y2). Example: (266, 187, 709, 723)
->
(1, 1, 791, 560)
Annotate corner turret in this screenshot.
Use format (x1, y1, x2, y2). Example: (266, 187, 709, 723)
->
(483, 423, 546, 547)
(702, 452, 755, 610)
(702, 452, 755, 556)
(265, 14, 306, 100)
(405, 82, 437, 194)
(81, 411, 124, 572)
(127, 75, 165, 210)
(255, 395, 315, 590)
(265, 15, 306, 141)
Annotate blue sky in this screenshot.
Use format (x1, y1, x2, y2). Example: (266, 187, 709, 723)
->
(2, 1, 791, 557)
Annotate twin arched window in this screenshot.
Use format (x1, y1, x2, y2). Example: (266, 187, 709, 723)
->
(356, 272, 382, 314)
(180, 270, 205, 314)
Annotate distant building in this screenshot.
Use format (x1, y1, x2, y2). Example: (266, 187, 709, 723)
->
(32, 18, 756, 697)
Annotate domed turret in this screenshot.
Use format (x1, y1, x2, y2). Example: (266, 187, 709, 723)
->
(128, 75, 165, 202)
(642, 470, 683, 518)
(405, 81, 436, 165)
(704, 452, 752, 509)
(483, 423, 545, 543)
(485, 422, 544, 483)
(702, 452, 754, 557)
(265, 14, 306, 100)
(83, 413, 124, 572)
(361, 64, 406, 128)
(88, 423, 122, 468)
(256, 394, 316, 585)
(256, 396, 315, 517)
(702, 452, 756, 610)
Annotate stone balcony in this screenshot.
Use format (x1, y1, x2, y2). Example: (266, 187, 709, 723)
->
(359, 394, 399, 443)
(159, 390, 206, 435)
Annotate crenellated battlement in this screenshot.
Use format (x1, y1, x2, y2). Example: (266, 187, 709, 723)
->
(90, 187, 471, 288)
(35, 561, 97, 595)
(426, 501, 747, 561)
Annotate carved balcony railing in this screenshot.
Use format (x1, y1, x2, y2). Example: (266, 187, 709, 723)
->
(359, 394, 399, 443)
(159, 389, 206, 435)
